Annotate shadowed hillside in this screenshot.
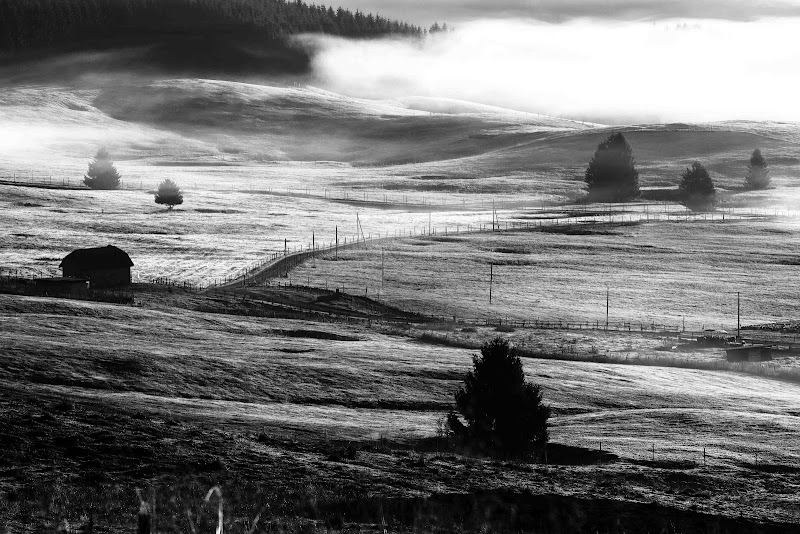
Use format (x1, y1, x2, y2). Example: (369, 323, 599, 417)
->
(90, 79, 591, 164)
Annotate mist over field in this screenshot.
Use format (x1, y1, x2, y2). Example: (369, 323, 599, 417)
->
(304, 18, 800, 124)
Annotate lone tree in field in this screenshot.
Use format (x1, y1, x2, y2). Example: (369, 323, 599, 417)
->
(584, 132, 640, 202)
(679, 161, 716, 210)
(83, 147, 121, 190)
(745, 148, 770, 190)
(155, 179, 184, 210)
(447, 337, 550, 457)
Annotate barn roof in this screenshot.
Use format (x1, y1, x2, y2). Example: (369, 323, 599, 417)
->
(60, 245, 133, 269)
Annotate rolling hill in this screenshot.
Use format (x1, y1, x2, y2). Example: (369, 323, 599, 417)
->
(3, 76, 800, 195)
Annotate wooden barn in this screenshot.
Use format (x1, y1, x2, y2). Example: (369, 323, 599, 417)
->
(60, 245, 133, 288)
(725, 345, 772, 363)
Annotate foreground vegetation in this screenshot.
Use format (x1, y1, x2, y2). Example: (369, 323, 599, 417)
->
(2, 291, 800, 531)
(2, 66, 800, 531)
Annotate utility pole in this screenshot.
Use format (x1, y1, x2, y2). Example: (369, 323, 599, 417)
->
(381, 247, 385, 289)
(489, 264, 494, 304)
(356, 212, 366, 248)
(428, 212, 431, 235)
(737, 291, 741, 340)
(335, 225, 338, 260)
(606, 286, 609, 331)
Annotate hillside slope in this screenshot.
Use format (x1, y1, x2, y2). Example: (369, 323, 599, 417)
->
(0, 79, 593, 167)
(397, 123, 800, 189)
(87, 79, 800, 178)
(2, 77, 799, 185)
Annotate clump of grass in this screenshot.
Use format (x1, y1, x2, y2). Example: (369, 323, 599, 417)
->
(418, 332, 478, 349)
(418, 322, 459, 332)
(324, 442, 359, 462)
(53, 399, 74, 412)
(98, 356, 145, 376)
(629, 458, 698, 470)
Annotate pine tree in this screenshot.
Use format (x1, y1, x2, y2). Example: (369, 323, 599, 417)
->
(155, 179, 184, 210)
(679, 161, 715, 210)
(745, 148, 770, 190)
(447, 337, 550, 456)
(83, 147, 121, 190)
(584, 132, 640, 202)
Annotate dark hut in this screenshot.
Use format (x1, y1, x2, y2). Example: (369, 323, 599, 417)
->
(60, 245, 133, 288)
(33, 277, 89, 296)
(725, 345, 772, 363)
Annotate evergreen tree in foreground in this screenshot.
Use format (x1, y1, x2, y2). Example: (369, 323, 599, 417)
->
(155, 179, 184, 210)
(447, 337, 550, 457)
(584, 132, 640, 202)
(745, 148, 770, 190)
(84, 147, 121, 190)
(679, 161, 716, 210)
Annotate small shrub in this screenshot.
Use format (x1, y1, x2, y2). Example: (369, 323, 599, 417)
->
(405, 453, 426, 468)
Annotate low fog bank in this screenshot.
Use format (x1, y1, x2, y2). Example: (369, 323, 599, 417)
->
(341, 0, 800, 25)
(302, 18, 800, 124)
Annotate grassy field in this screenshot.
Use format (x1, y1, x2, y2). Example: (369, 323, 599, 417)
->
(4, 76, 800, 531)
(294, 218, 800, 329)
(2, 292, 800, 531)
(3, 79, 800, 288)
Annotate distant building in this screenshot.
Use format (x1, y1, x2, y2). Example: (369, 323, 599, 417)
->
(59, 245, 133, 288)
(725, 345, 772, 363)
(33, 277, 89, 297)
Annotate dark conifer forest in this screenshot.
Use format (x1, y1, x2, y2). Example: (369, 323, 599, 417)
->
(0, 0, 422, 71)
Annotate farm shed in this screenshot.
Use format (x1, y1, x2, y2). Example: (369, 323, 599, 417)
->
(725, 345, 772, 362)
(33, 277, 89, 297)
(60, 245, 133, 288)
